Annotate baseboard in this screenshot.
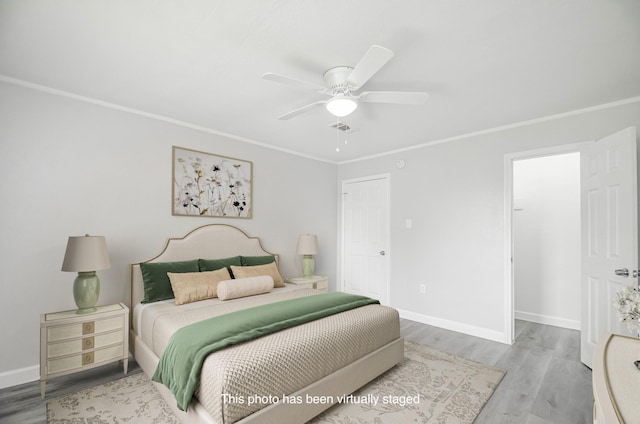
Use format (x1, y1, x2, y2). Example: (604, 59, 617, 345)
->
(515, 310, 581, 330)
(0, 364, 39, 390)
(397, 309, 511, 345)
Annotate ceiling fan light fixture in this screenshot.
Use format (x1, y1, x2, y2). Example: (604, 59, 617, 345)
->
(326, 95, 358, 117)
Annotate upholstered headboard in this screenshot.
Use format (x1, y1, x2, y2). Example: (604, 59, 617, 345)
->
(130, 224, 276, 307)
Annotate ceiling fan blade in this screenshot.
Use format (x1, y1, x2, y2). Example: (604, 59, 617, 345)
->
(261, 72, 326, 91)
(359, 91, 429, 105)
(347, 45, 394, 90)
(277, 100, 326, 120)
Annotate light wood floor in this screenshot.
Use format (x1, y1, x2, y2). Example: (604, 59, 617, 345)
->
(401, 319, 593, 424)
(0, 319, 592, 424)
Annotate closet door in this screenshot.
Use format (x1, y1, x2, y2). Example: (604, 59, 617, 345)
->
(342, 175, 390, 305)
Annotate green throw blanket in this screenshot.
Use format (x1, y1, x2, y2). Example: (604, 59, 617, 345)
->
(152, 292, 380, 411)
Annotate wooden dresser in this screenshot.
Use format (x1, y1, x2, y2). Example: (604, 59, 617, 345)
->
(40, 303, 129, 397)
(592, 332, 640, 423)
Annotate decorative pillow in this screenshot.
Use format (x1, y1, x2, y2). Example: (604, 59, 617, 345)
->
(198, 256, 242, 276)
(217, 276, 274, 301)
(139, 260, 199, 303)
(230, 262, 285, 287)
(240, 255, 276, 266)
(167, 268, 231, 305)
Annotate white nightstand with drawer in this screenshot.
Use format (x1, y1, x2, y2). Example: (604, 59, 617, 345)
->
(286, 275, 328, 292)
(40, 303, 129, 397)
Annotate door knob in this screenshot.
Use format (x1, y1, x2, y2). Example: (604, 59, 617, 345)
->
(614, 268, 640, 278)
(615, 268, 629, 277)
(379, 250, 386, 256)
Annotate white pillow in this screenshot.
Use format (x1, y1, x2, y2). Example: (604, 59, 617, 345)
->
(217, 276, 275, 300)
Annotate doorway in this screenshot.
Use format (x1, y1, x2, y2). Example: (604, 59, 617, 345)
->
(504, 142, 586, 343)
(505, 127, 638, 363)
(512, 152, 581, 330)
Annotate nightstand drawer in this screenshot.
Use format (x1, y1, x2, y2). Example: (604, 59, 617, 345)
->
(47, 316, 124, 342)
(47, 330, 124, 358)
(47, 344, 124, 374)
(315, 279, 328, 290)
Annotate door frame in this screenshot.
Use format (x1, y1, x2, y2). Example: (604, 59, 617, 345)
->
(503, 141, 588, 343)
(339, 173, 391, 304)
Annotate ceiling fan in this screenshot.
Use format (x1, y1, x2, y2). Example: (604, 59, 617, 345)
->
(262, 45, 429, 120)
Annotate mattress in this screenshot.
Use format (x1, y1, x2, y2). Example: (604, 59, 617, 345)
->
(134, 288, 400, 424)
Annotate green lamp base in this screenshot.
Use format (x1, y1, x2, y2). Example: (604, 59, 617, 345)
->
(301, 255, 315, 278)
(73, 271, 100, 314)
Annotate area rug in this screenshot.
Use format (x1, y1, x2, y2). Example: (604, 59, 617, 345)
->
(310, 341, 505, 423)
(46, 371, 179, 424)
(47, 342, 504, 424)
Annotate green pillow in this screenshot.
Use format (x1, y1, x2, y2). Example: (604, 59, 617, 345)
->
(199, 256, 242, 276)
(140, 260, 199, 303)
(240, 255, 276, 266)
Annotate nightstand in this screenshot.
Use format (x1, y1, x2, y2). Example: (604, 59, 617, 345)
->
(286, 275, 328, 292)
(40, 303, 129, 398)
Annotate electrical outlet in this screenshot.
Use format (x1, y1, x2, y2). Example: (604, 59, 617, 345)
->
(419, 284, 426, 294)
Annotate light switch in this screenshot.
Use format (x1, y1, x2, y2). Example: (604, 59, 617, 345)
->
(405, 219, 412, 229)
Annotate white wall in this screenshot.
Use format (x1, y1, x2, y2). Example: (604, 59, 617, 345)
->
(0, 81, 337, 387)
(337, 100, 640, 343)
(3, 79, 640, 387)
(513, 153, 581, 329)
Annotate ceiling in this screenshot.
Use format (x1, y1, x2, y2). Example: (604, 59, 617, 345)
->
(1, 1, 639, 163)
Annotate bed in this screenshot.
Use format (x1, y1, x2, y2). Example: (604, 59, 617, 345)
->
(129, 224, 403, 424)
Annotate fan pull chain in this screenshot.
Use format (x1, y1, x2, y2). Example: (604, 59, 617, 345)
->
(334, 118, 351, 152)
(335, 116, 340, 152)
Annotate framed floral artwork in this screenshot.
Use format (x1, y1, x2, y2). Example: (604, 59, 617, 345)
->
(172, 146, 252, 218)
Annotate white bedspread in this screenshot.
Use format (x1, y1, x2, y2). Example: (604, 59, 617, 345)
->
(135, 288, 400, 423)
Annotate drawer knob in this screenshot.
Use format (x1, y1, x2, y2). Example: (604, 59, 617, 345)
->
(82, 322, 95, 335)
(82, 352, 94, 365)
(83, 337, 94, 349)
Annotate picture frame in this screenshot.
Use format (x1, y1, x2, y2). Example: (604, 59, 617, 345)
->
(172, 146, 252, 218)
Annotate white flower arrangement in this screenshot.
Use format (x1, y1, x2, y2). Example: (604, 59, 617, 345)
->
(614, 285, 640, 335)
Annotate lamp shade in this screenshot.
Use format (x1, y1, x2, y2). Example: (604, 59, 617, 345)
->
(296, 234, 319, 255)
(61, 235, 111, 272)
(326, 95, 358, 117)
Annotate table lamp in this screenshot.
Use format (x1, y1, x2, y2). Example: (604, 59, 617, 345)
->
(296, 234, 319, 278)
(61, 234, 111, 314)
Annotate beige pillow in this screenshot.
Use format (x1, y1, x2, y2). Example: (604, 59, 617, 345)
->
(230, 262, 286, 287)
(167, 268, 231, 305)
(217, 276, 274, 301)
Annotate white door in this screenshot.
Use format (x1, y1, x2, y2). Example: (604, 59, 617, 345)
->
(342, 175, 390, 305)
(581, 127, 638, 367)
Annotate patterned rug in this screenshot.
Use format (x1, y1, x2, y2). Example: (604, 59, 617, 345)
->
(47, 342, 504, 424)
